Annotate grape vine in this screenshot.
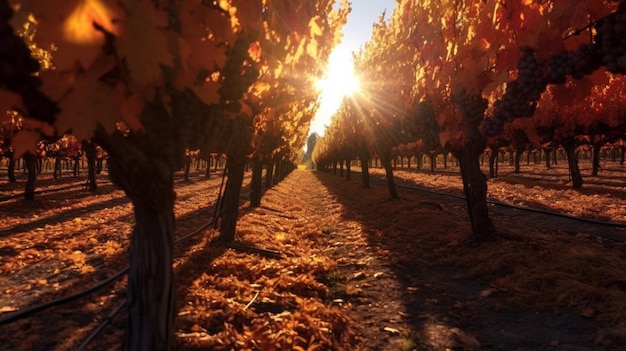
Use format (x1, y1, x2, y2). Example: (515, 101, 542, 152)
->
(485, 2, 626, 138)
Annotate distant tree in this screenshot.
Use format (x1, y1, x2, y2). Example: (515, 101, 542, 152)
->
(305, 132, 319, 163)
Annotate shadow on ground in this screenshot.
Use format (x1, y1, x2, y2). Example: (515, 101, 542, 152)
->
(313, 169, 620, 351)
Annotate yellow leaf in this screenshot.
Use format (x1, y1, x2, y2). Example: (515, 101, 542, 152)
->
(63, 0, 119, 44)
(0, 306, 18, 313)
(306, 39, 318, 58)
(309, 16, 323, 37)
(383, 326, 401, 335)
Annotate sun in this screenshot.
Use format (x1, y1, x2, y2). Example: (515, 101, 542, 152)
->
(316, 48, 360, 98)
(311, 47, 361, 135)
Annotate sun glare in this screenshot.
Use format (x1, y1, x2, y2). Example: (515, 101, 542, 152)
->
(316, 48, 360, 98)
(311, 47, 360, 135)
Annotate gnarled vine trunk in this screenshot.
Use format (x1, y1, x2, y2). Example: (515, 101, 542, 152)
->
(429, 153, 436, 173)
(453, 90, 497, 241)
(24, 152, 36, 200)
(7, 150, 16, 183)
(219, 152, 246, 242)
(514, 149, 522, 174)
(359, 152, 370, 188)
(563, 143, 583, 189)
(591, 142, 601, 176)
(380, 152, 398, 199)
(95, 97, 182, 351)
(125, 195, 175, 351)
(488, 150, 498, 178)
(250, 157, 263, 208)
(84, 141, 97, 191)
(456, 148, 496, 241)
(106, 148, 177, 351)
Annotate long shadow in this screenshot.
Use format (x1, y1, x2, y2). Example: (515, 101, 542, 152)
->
(0, 194, 131, 237)
(0, 172, 247, 349)
(172, 234, 229, 338)
(494, 174, 626, 201)
(313, 170, 612, 350)
(0, 199, 220, 350)
(0, 172, 235, 237)
(390, 167, 626, 223)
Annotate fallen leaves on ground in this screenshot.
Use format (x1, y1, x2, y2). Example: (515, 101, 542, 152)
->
(2, 161, 626, 350)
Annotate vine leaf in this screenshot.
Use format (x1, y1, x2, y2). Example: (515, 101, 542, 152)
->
(118, 90, 145, 131)
(11, 129, 41, 158)
(20, 0, 119, 70)
(191, 82, 221, 105)
(56, 79, 119, 139)
(10, 118, 54, 158)
(115, 0, 173, 94)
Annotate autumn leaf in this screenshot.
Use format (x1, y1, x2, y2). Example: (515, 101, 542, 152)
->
(18, 0, 120, 70)
(309, 16, 323, 37)
(56, 76, 120, 139)
(450, 327, 481, 348)
(230, 0, 265, 36)
(192, 82, 221, 105)
(0, 306, 18, 313)
(115, 0, 173, 92)
(116, 88, 145, 131)
(62, 0, 119, 44)
(11, 129, 41, 158)
(38, 70, 76, 102)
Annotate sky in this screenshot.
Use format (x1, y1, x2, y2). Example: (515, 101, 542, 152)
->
(308, 0, 397, 137)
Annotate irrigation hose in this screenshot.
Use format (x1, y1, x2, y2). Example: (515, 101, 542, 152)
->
(75, 215, 221, 350)
(0, 266, 129, 326)
(0, 208, 222, 327)
(366, 171, 626, 229)
(75, 300, 126, 351)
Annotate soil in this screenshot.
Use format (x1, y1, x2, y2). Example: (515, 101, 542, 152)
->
(1, 162, 626, 350)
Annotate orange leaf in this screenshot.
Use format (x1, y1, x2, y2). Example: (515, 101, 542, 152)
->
(19, 0, 120, 70)
(56, 76, 120, 139)
(115, 0, 173, 90)
(118, 90, 145, 131)
(11, 130, 41, 158)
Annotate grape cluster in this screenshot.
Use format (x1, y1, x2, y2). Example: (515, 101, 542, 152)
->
(483, 2, 626, 139)
(595, 8, 626, 74)
(0, 0, 56, 123)
(545, 44, 603, 83)
(453, 90, 488, 125)
(484, 48, 545, 137)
